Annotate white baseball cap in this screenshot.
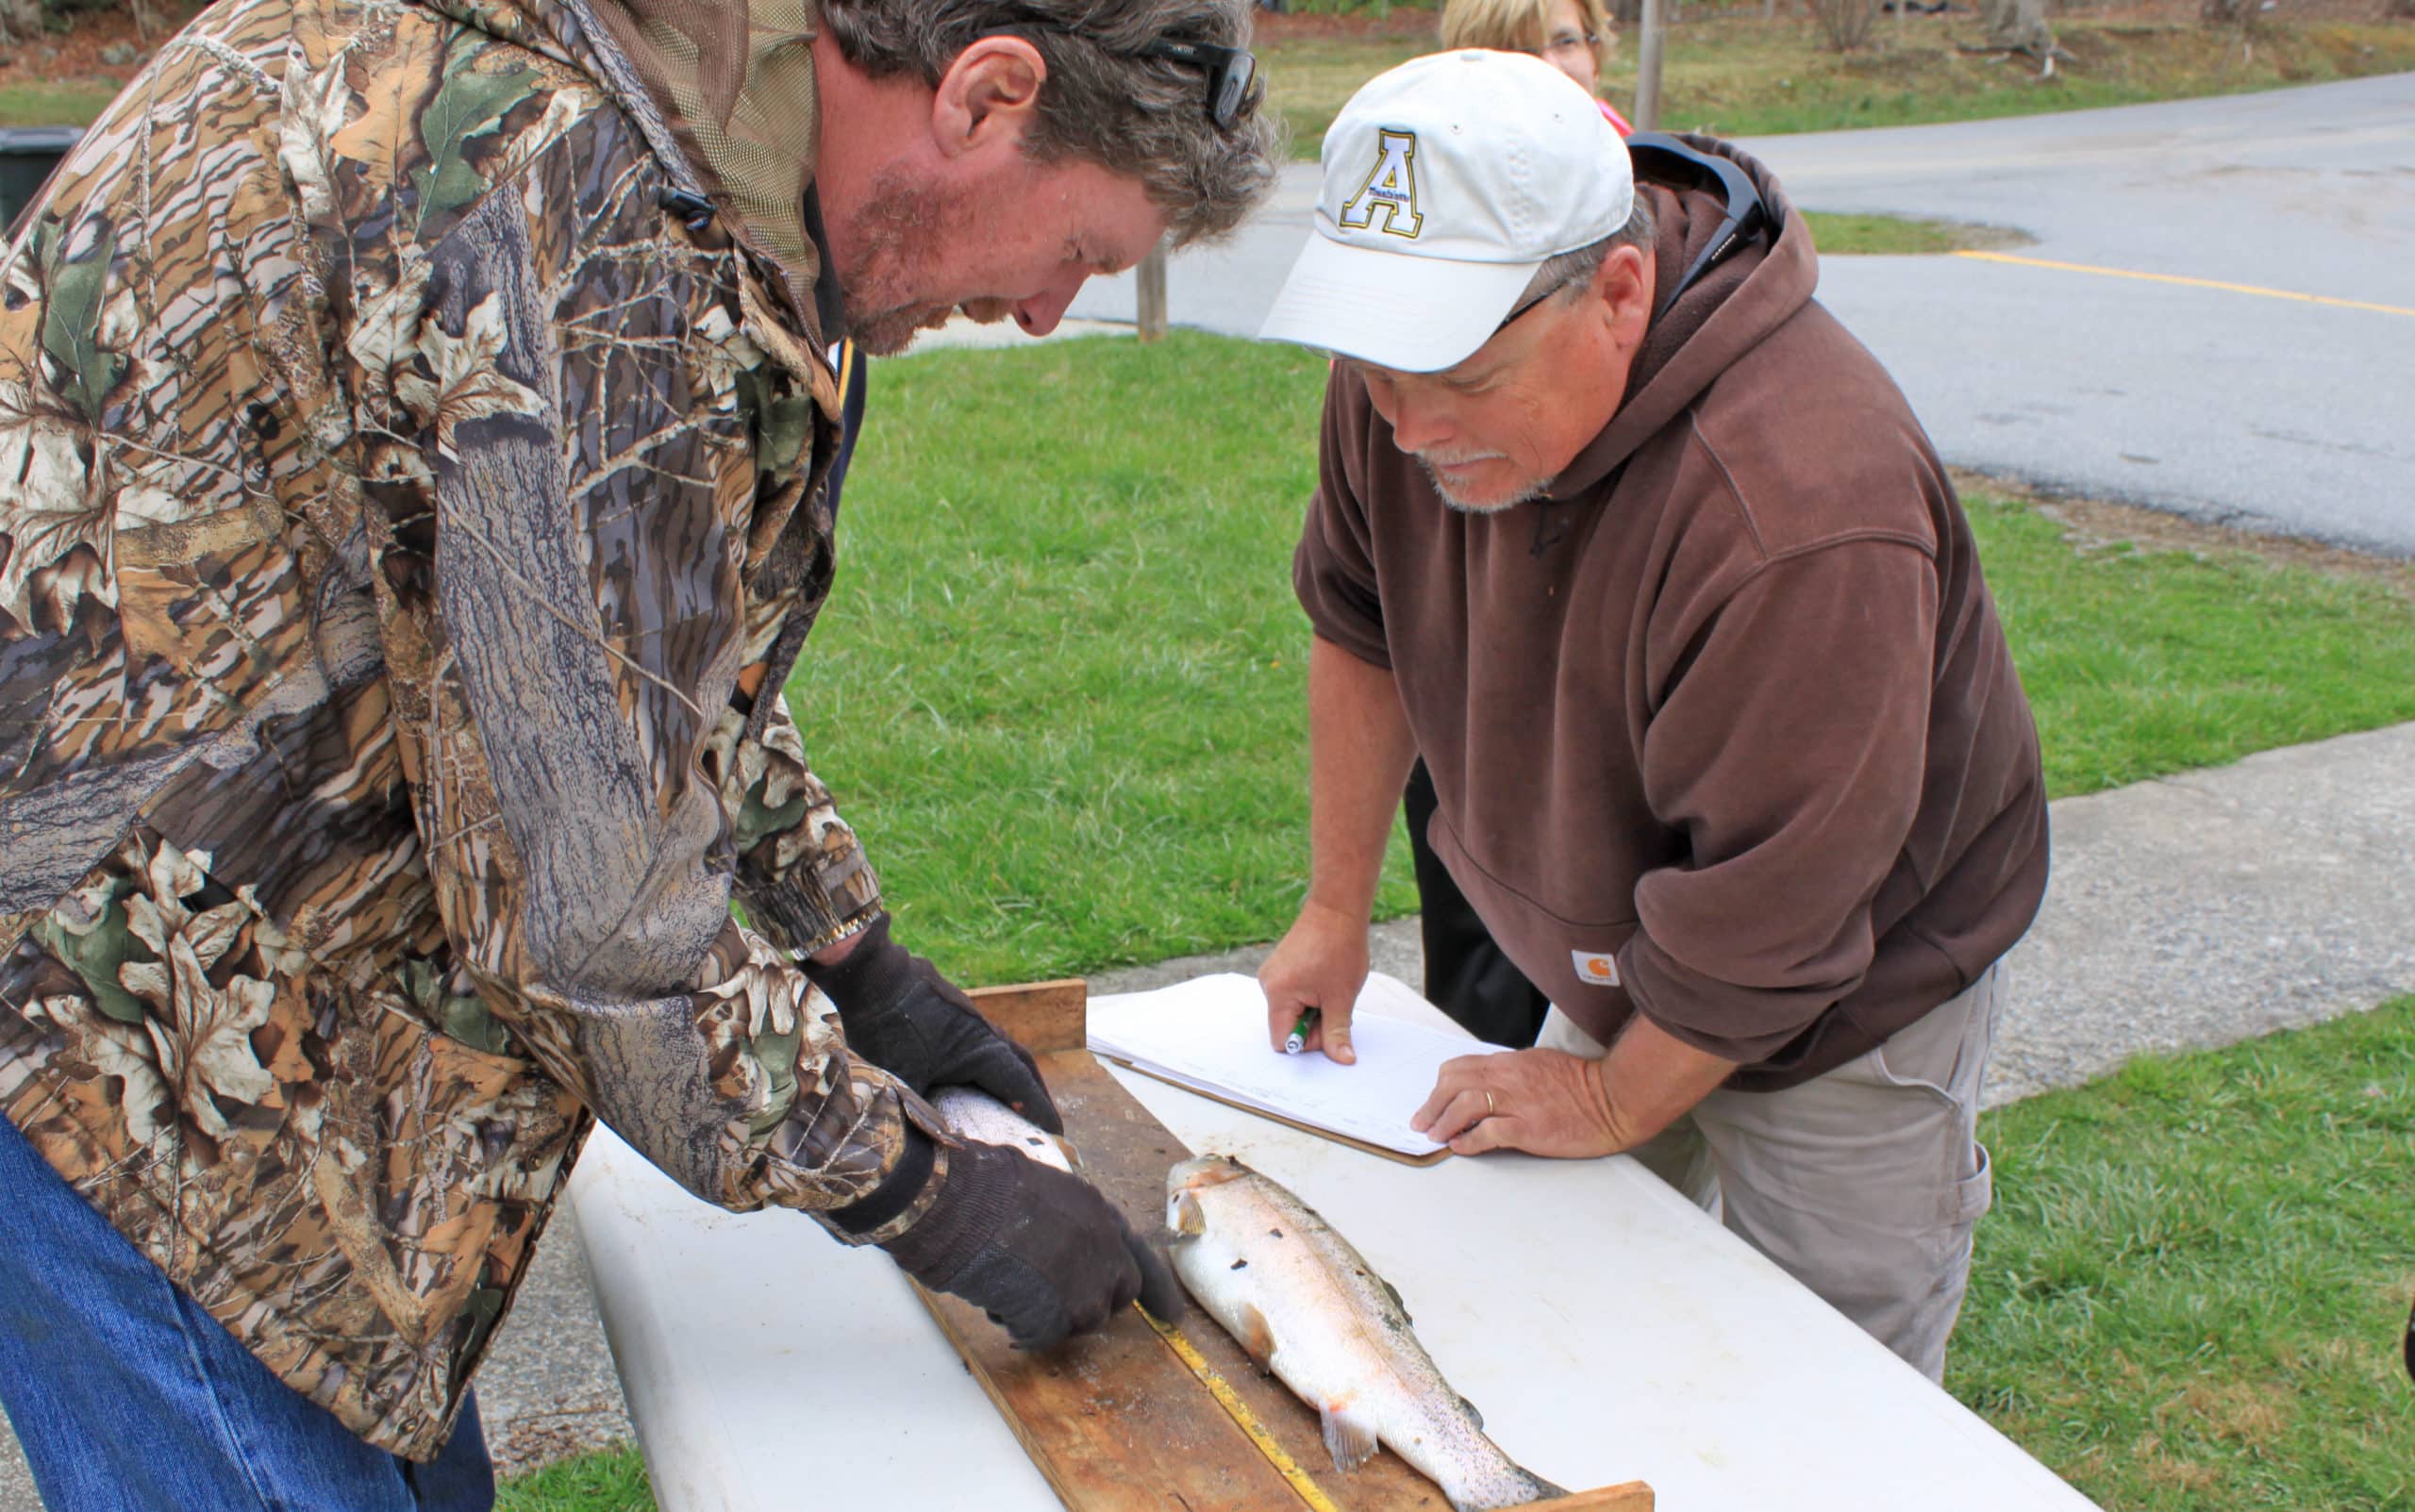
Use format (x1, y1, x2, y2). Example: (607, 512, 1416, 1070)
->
(1258, 50, 1634, 374)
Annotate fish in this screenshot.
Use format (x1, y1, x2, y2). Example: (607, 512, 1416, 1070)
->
(929, 1086, 1077, 1173)
(1165, 1155, 1567, 1512)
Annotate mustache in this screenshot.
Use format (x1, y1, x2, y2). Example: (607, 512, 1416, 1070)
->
(1412, 448, 1508, 468)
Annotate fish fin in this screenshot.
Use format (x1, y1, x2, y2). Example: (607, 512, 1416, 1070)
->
(1236, 1303, 1276, 1368)
(1170, 1191, 1207, 1238)
(1319, 1403, 1380, 1473)
(1457, 1392, 1483, 1430)
(1382, 1276, 1412, 1323)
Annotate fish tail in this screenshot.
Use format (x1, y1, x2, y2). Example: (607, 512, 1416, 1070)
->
(1518, 1466, 1570, 1503)
(1445, 1466, 1569, 1511)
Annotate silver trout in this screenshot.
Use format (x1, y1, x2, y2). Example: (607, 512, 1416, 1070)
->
(1165, 1155, 1566, 1512)
(929, 1087, 1076, 1173)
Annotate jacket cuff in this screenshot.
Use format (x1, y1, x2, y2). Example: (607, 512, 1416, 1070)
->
(741, 873, 883, 960)
(802, 911, 902, 997)
(792, 906, 881, 960)
(828, 1126, 946, 1246)
(1618, 929, 1843, 1064)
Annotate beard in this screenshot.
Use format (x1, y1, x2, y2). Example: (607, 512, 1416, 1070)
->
(848, 302, 955, 357)
(1416, 452, 1550, 514)
(834, 167, 974, 356)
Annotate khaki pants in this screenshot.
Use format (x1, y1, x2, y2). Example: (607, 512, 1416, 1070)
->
(1541, 964, 2005, 1383)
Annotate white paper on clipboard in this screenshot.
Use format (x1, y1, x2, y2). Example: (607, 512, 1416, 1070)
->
(1085, 972, 1507, 1156)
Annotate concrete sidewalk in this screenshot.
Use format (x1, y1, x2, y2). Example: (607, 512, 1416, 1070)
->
(4, 722, 2410, 1506)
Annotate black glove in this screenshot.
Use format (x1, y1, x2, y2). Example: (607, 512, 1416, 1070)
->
(836, 1133, 1182, 1350)
(808, 914, 1062, 1133)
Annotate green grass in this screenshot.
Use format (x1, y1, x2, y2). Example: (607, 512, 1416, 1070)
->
(1954, 998, 2415, 1511)
(1259, 31, 1439, 158)
(1626, 15, 2415, 139)
(791, 333, 1391, 986)
(794, 330, 2415, 982)
(1258, 12, 2415, 158)
(0, 82, 122, 127)
(496, 1443, 654, 1512)
(1803, 208, 1991, 255)
(1973, 495, 2415, 798)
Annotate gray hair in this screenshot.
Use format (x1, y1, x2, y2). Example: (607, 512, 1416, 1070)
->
(819, 0, 1283, 246)
(1519, 196, 1657, 307)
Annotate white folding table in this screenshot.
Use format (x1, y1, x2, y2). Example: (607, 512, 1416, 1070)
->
(567, 982, 2100, 1512)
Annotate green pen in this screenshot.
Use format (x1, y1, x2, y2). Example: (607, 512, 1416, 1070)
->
(1284, 1006, 1319, 1055)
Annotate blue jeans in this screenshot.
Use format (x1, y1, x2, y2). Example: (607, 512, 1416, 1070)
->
(0, 1110, 494, 1512)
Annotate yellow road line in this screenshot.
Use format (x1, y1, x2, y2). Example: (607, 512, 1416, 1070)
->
(1141, 1306, 1344, 1512)
(1950, 250, 2415, 320)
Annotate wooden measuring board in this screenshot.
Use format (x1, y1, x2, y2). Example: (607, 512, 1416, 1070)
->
(907, 979, 1655, 1512)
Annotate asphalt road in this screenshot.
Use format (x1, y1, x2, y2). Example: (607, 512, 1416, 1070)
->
(1071, 74, 2415, 555)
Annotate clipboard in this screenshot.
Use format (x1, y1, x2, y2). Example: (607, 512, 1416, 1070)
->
(1091, 1049, 1457, 1168)
(1085, 972, 1508, 1167)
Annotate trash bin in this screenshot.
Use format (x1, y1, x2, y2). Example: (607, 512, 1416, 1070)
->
(1, 126, 82, 241)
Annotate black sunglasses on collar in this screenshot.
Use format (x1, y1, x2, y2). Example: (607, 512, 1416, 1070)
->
(1138, 38, 1257, 130)
(1623, 132, 1774, 314)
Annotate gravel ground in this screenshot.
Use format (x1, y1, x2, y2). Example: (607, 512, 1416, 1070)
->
(5, 720, 2409, 1508)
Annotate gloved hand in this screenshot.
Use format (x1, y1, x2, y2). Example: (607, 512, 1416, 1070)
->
(837, 1133, 1182, 1349)
(808, 914, 1062, 1133)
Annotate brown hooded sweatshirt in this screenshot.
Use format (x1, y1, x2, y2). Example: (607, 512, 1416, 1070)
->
(1293, 139, 2049, 1090)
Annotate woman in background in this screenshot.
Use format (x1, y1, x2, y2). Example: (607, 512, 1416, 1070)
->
(1441, 0, 1635, 134)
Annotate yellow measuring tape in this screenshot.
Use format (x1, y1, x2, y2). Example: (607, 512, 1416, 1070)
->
(1141, 1306, 1344, 1512)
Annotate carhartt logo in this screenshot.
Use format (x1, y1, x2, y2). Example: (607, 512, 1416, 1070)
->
(1338, 129, 1424, 240)
(1571, 950, 1621, 987)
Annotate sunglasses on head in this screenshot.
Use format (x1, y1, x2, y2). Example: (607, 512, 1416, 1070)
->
(1138, 38, 1258, 131)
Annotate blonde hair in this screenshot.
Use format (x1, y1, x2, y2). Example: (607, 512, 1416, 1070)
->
(1438, 0, 1611, 55)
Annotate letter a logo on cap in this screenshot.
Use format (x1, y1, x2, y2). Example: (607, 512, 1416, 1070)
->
(1338, 129, 1424, 240)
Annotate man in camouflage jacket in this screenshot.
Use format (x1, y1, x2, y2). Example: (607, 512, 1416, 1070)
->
(0, 0, 1274, 1499)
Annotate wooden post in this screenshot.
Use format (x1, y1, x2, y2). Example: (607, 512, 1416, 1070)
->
(1634, 0, 1668, 132)
(1136, 241, 1169, 343)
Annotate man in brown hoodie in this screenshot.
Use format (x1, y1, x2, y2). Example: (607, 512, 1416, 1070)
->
(1255, 51, 2047, 1381)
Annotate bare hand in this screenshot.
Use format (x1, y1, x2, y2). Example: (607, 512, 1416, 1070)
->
(1410, 1048, 1623, 1158)
(1257, 900, 1368, 1064)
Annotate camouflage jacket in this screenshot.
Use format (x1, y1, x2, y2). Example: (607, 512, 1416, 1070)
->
(0, 0, 948, 1458)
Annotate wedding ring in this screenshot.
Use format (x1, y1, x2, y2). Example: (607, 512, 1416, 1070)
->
(1484, 1089, 1497, 1118)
